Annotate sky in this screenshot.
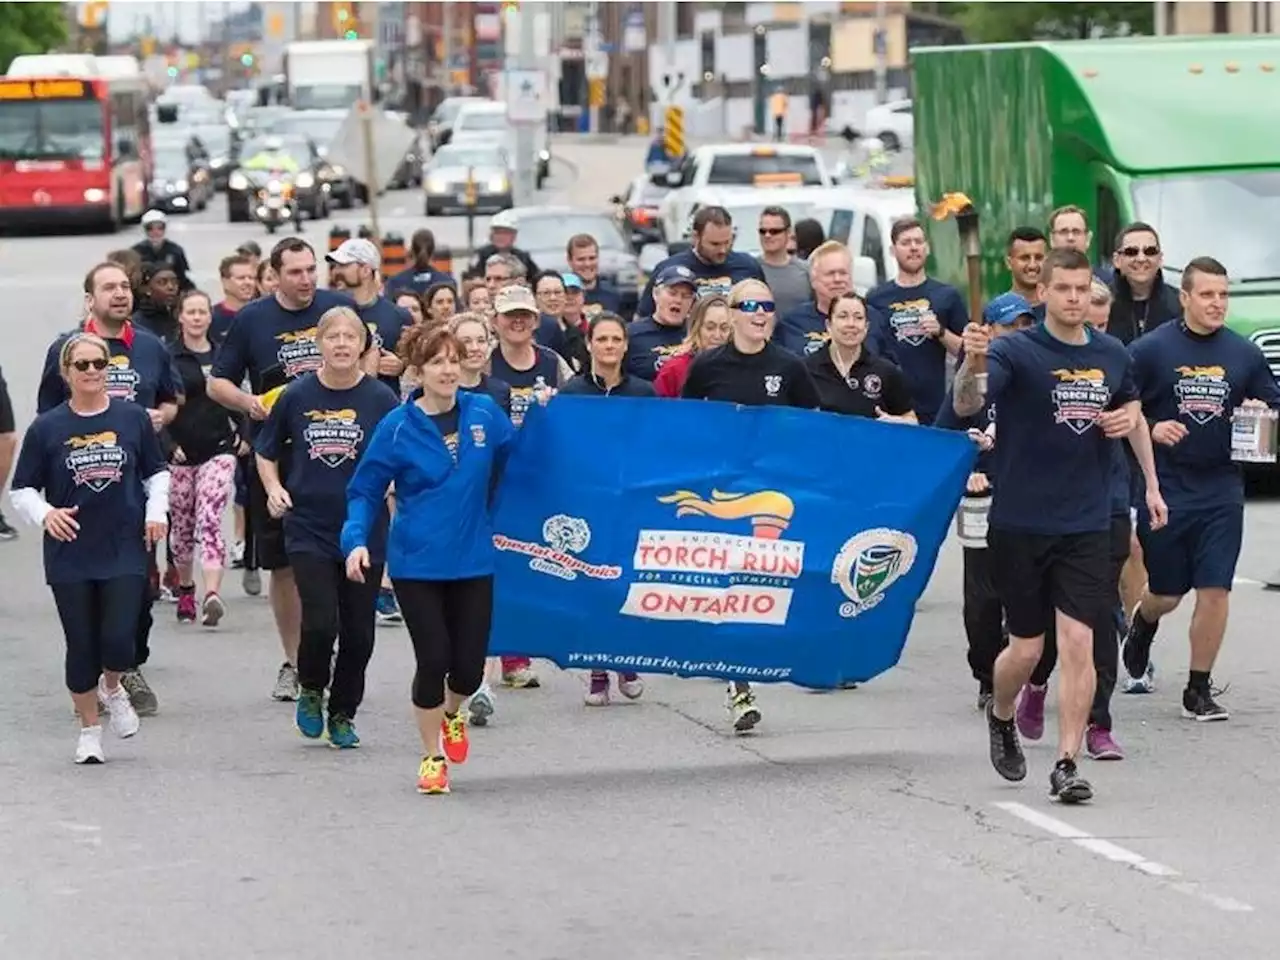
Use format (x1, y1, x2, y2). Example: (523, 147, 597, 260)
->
(103, 0, 253, 44)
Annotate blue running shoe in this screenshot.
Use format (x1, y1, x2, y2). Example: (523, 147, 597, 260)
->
(327, 713, 360, 749)
(295, 689, 324, 739)
(375, 588, 403, 625)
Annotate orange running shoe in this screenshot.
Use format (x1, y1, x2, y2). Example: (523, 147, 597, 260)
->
(417, 756, 449, 794)
(441, 711, 469, 764)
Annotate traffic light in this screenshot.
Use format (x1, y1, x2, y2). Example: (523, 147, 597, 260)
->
(167, 66, 178, 78)
(240, 52, 254, 67)
(331, 1, 361, 39)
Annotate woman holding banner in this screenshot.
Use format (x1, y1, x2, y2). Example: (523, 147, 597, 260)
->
(805, 292, 917, 423)
(343, 325, 520, 796)
(681, 278, 821, 732)
(653, 296, 733, 398)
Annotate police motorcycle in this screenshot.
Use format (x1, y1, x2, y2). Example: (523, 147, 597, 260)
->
(249, 168, 302, 235)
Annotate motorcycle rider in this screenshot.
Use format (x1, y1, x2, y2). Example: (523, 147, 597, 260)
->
(132, 210, 194, 292)
(462, 210, 538, 281)
(242, 136, 304, 233)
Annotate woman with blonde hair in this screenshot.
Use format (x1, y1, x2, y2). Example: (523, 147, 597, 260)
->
(10, 333, 170, 763)
(256, 306, 399, 749)
(653, 295, 733, 398)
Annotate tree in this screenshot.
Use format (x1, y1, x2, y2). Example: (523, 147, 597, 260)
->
(954, 2, 1154, 43)
(0, 2, 69, 74)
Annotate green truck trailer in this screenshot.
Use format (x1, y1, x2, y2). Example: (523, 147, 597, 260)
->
(912, 36, 1280, 376)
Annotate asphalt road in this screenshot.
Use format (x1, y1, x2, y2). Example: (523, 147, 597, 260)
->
(3, 140, 1280, 959)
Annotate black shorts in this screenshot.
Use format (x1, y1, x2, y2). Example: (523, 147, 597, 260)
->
(0, 366, 14, 434)
(247, 451, 290, 572)
(988, 526, 1112, 640)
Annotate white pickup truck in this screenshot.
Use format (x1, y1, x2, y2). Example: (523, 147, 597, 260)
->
(655, 143, 834, 243)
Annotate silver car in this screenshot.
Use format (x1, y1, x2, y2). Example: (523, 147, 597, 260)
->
(423, 143, 513, 216)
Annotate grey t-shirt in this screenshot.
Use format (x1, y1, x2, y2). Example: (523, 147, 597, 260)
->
(758, 258, 812, 318)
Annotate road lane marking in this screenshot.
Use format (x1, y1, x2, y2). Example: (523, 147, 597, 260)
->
(994, 801, 1253, 913)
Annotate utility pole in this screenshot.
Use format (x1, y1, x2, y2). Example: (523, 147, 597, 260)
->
(442, 2, 453, 95)
(873, 0, 888, 104)
(586, 0, 601, 134)
(512, 5, 539, 205)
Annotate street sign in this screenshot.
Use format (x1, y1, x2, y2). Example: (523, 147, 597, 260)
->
(505, 68, 547, 124)
(624, 10, 646, 53)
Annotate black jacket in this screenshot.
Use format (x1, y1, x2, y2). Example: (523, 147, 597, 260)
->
(1107, 271, 1181, 345)
(133, 301, 179, 344)
(165, 339, 241, 465)
(559, 370, 657, 398)
(131, 238, 194, 291)
(462, 243, 539, 281)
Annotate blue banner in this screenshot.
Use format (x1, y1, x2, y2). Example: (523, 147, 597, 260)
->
(489, 398, 975, 689)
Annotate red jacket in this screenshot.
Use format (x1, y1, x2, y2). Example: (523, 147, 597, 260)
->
(654, 351, 694, 398)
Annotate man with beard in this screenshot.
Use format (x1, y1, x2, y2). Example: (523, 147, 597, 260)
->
(208, 238, 353, 703)
(634, 206, 765, 318)
(37, 262, 183, 717)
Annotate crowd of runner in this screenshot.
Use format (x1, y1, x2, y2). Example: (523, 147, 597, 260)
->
(2, 202, 1270, 802)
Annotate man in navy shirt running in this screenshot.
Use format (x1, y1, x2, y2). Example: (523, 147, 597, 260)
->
(953, 247, 1165, 805)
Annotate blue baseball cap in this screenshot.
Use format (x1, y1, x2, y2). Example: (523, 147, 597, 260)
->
(983, 292, 1036, 327)
(654, 264, 697, 289)
(561, 272, 584, 291)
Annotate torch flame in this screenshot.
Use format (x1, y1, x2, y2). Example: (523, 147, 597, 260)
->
(930, 192, 975, 221)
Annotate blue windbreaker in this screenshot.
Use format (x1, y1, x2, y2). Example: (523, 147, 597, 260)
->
(341, 390, 516, 580)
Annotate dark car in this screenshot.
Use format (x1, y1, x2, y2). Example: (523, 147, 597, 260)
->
(225, 134, 331, 223)
(189, 123, 240, 191)
(149, 143, 213, 213)
(610, 175, 670, 252)
(268, 111, 356, 208)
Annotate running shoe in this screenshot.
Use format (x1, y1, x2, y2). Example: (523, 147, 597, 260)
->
(1182, 684, 1229, 722)
(467, 683, 495, 727)
(1085, 724, 1124, 760)
(585, 671, 610, 706)
(502, 665, 541, 688)
(1015, 684, 1047, 741)
(441, 711, 469, 764)
(326, 713, 360, 749)
(176, 591, 197, 623)
(728, 686, 761, 733)
(272, 662, 300, 702)
(1121, 604, 1159, 682)
(201, 592, 225, 627)
(617, 672, 644, 700)
(98, 679, 140, 739)
(375, 588, 403, 624)
(295, 688, 324, 739)
(1121, 662, 1156, 695)
(75, 725, 105, 765)
(986, 699, 1026, 782)
(161, 566, 181, 603)
(242, 567, 262, 597)
(1049, 757, 1093, 804)
(977, 682, 993, 713)
(121, 669, 158, 717)
(0, 511, 18, 541)
(417, 756, 450, 795)
(230, 540, 245, 569)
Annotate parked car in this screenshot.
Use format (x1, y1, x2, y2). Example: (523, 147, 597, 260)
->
(423, 142, 513, 216)
(610, 175, 669, 252)
(149, 142, 213, 213)
(428, 95, 490, 151)
(862, 98, 914, 152)
(225, 134, 331, 222)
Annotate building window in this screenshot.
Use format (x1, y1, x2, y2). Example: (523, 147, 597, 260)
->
(1212, 1, 1229, 33)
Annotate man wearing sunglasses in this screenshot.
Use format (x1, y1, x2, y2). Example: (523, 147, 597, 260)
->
(755, 207, 810, 318)
(1106, 222, 1181, 346)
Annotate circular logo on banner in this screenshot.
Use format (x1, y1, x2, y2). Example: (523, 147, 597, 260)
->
(830, 528, 918, 619)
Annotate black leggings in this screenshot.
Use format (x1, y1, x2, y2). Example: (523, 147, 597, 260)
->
(394, 576, 494, 710)
(51, 576, 146, 694)
(291, 553, 383, 718)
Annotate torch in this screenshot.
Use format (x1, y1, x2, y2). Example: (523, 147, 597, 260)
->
(931, 192, 986, 387)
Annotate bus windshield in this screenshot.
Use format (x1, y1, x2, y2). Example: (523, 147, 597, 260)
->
(0, 97, 104, 160)
(292, 85, 362, 112)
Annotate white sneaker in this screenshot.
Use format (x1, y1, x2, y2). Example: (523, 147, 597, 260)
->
(99, 679, 140, 739)
(75, 725, 105, 764)
(468, 683, 496, 726)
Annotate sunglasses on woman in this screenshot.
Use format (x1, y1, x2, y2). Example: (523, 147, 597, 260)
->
(733, 299, 776, 314)
(72, 358, 110, 372)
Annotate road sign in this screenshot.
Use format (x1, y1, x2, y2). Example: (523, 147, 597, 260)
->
(505, 68, 547, 124)
(624, 10, 646, 53)
(664, 105, 685, 159)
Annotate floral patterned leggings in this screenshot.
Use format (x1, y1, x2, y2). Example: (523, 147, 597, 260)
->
(169, 454, 236, 571)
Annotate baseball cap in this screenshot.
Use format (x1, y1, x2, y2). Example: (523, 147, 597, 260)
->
(326, 237, 382, 268)
(494, 284, 538, 315)
(983, 292, 1036, 327)
(562, 272, 584, 291)
(654, 264, 696, 289)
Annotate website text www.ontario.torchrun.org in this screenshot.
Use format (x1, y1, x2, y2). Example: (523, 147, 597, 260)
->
(564, 652, 792, 681)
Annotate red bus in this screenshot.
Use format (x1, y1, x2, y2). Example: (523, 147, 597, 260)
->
(0, 73, 152, 231)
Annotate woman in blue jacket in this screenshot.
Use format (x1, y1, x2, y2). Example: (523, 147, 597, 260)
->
(342, 324, 518, 795)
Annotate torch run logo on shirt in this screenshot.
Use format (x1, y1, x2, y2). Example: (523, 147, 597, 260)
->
(493, 514, 623, 582)
(620, 489, 804, 626)
(830, 527, 918, 619)
(64, 431, 127, 493)
(275, 327, 322, 379)
(105, 355, 140, 402)
(1049, 367, 1110, 435)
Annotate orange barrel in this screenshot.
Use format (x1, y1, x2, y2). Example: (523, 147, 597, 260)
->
(381, 232, 407, 277)
(357, 224, 376, 240)
(328, 225, 350, 253)
(430, 246, 452, 276)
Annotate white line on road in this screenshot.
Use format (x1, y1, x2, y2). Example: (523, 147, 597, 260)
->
(995, 801, 1254, 913)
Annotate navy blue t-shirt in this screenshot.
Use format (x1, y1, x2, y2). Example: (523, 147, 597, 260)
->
(625, 318, 686, 381)
(12, 400, 166, 584)
(460, 374, 512, 417)
(935, 387, 996, 477)
(212, 289, 352, 395)
(489, 345, 561, 427)
(1130, 320, 1280, 512)
(985, 324, 1137, 535)
(355, 295, 413, 393)
(866, 278, 968, 424)
(635, 250, 765, 318)
(210, 302, 238, 347)
(774, 300, 897, 362)
(38, 324, 181, 415)
(255, 373, 399, 563)
(536, 314, 569, 359)
(583, 283, 623, 316)
(384, 267, 456, 297)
